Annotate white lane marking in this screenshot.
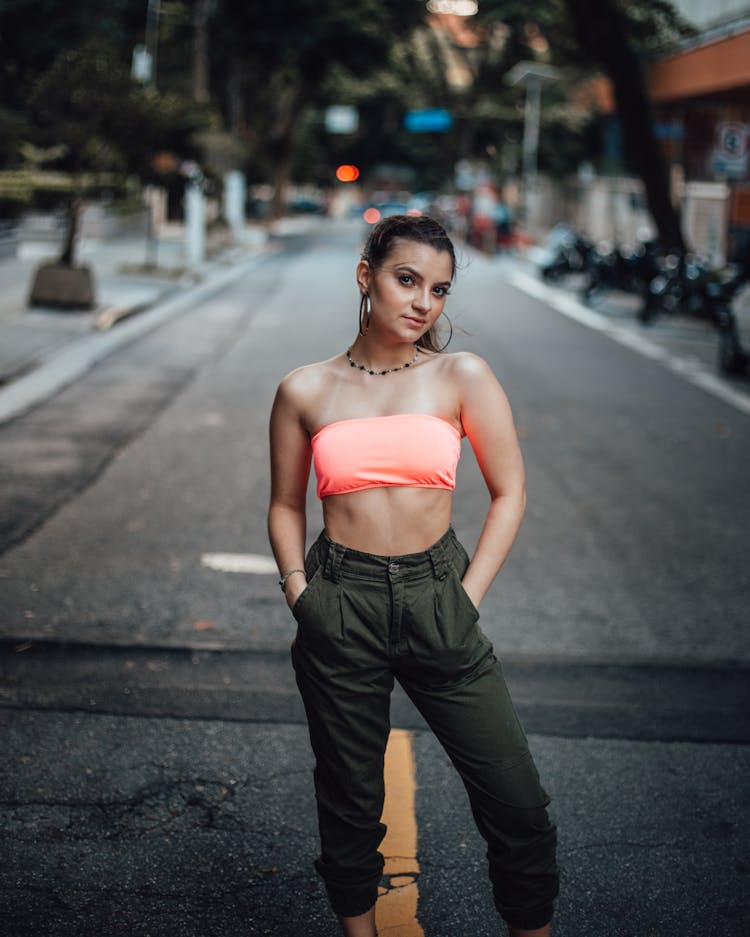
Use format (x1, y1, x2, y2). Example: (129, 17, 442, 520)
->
(201, 553, 278, 574)
(506, 269, 750, 417)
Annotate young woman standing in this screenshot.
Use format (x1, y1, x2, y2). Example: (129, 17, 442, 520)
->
(268, 215, 558, 936)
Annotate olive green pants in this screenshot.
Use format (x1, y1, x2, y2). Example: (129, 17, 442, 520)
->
(291, 528, 558, 930)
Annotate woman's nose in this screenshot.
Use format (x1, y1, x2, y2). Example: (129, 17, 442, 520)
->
(413, 288, 431, 312)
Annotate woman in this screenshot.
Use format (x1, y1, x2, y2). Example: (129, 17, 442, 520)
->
(268, 215, 558, 937)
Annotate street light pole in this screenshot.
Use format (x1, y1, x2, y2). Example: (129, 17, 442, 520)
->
(507, 61, 559, 234)
(145, 0, 161, 89)
(522, 75, 542, 195)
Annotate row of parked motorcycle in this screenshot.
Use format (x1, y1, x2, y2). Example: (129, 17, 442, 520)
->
(533, 224, 750, 376)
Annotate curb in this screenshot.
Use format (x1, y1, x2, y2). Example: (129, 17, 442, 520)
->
(503, 262, 750, 417)
(0, 252, 263, 426)
(93, 296, 166, 331)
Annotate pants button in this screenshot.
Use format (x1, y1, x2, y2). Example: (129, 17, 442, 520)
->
(388, 563, 400, 573)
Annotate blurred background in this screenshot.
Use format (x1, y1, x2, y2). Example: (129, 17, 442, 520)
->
(0, 0, 748, 261)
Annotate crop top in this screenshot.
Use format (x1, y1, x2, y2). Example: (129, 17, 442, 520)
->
(311, 413, 462, 499)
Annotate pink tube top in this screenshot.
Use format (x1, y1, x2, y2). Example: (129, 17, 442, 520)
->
(311, 413, 462, 499)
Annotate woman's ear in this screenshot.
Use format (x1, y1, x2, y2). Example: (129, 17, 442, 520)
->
(356, 260, 372, 294)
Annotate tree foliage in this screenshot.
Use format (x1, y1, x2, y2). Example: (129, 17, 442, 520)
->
(26, 38, 205, 180)
(0, 0, 695, 242)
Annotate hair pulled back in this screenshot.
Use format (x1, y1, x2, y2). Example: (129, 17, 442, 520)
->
(361, 214, 456, 353)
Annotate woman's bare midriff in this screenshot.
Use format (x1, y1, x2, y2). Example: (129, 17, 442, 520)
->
(321, 487, 454, 555)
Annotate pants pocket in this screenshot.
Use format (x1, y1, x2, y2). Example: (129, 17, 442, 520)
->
(451, 566, 480, 620)
(291, 565, 323, 622)
(292, 568, 344, 653)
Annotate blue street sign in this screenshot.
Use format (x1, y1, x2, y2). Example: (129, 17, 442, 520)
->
(404, 109, 453, 133)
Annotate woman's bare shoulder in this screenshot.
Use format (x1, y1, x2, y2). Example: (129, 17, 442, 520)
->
(434, 350, 497, 382)
(276, 355, 341, 412)
(277, 354, 344, 400)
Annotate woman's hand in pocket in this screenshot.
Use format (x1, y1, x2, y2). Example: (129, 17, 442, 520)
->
(285, 575, 308, 610)
(459, 577, 482, 613)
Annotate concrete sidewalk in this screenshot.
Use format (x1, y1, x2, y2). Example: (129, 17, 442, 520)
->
(0, 219, 297, 426)
(0, 224, 270, 389)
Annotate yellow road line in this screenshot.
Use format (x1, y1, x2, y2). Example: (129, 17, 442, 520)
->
(376, 729, 425, 937)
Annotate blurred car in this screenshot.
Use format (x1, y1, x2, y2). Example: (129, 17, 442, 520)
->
(362, 201, 418, 225)
(287, 193, 326, 214)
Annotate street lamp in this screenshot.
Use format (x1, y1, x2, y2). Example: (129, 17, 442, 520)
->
(132, 0, 161, 88)
(507, 61, 559, 230)
(144, 0, 161, 88)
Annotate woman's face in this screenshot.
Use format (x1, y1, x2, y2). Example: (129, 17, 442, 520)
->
(357, 238, 454, 343)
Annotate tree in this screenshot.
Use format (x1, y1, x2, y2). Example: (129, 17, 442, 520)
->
(561, 0, 689, 250)
(23, 36, 208, 305)
(211, 0, 427, 216)
(0, 0, 695, 251)
(0, 0, 145, 115)
(466, 0, 692, 249)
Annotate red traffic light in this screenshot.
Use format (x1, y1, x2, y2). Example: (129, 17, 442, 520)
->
(336, 164, 360, 182)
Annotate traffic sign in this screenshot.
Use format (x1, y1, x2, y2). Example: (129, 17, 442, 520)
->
(404, 109, 453, 133)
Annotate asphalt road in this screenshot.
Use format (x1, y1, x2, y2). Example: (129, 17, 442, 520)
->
(1, 219, 748, 936)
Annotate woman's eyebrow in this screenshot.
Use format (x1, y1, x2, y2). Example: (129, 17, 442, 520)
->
(391, 264, 451, 287)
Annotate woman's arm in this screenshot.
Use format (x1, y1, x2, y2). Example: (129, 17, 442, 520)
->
(454, 354, 527, 609)
(268, 376, 313, 608)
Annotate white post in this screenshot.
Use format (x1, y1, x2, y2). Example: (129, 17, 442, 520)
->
(523, 76, 541, 191)
(522, 76, 541, 230)
(185, 183, 206, 266)
(224, 171, 246, 240)
(508, 62, 559, 235)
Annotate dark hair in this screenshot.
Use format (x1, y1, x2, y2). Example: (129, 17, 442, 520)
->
(361, 214, 455, 353)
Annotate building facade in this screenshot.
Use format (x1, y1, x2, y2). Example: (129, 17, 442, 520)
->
(547, 2, 750, 264)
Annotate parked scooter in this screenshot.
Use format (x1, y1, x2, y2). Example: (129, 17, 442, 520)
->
(637, 252, 724, 325)
(637, 245, 750, 374)
(533, 224, 593, 281)
(581, 238, 661, 304)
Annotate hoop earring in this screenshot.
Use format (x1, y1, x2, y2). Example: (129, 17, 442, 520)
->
(358, 293, 371, 336)
(434, 313, 453, 352)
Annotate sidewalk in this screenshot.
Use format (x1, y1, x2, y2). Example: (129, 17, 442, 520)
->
(0, 222, 280, 425)
(0, 224, 271, 379)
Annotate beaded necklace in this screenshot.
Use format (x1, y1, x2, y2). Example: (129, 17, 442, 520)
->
(346, 346, 419, 376)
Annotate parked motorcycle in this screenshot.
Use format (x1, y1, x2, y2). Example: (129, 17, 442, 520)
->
(637, 248, 749, 374)
(531, 224, 593, 282)
(637, 253, 725, 325)
(580, 239, 660, 304)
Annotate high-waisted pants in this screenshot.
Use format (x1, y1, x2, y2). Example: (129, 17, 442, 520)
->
(291, 528, 559, 931)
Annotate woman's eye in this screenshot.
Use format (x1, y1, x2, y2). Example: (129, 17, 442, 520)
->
(434, 286, 450, 297)
(398, 274, 414, 285)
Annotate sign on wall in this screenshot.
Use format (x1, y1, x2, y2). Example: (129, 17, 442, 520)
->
(712, 122, 749, 179)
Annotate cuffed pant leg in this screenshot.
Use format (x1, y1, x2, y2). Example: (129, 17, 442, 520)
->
(397, 532, 558, 930)
(291, 547, 394, 918)
(401, 654, 558, 930)
(293, 641, 393, 917)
